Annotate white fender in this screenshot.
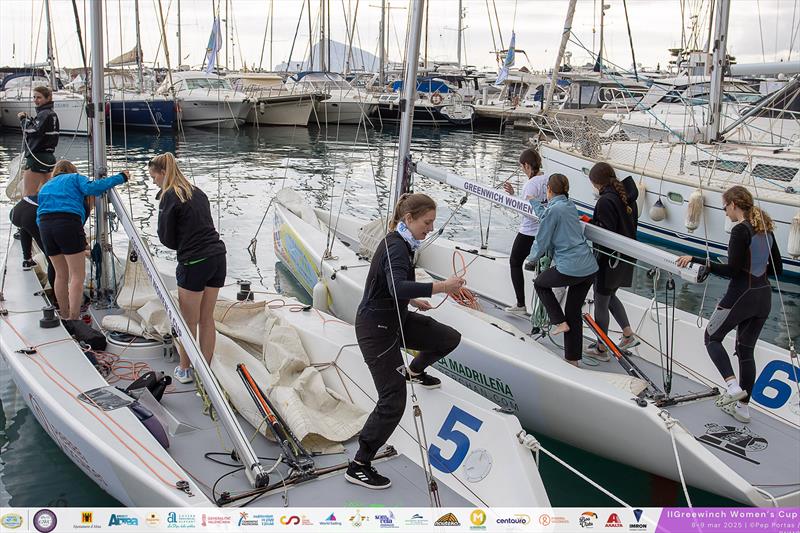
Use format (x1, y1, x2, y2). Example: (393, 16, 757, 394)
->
(649, 198, 667, 222)
(685, 189, 704, 232)
(788, 211, 800, 258)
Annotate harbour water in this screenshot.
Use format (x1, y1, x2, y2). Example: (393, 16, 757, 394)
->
(0, 125, 798, 508)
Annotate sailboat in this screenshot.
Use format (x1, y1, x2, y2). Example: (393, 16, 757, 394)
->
(0, 0, 549, 509)
(538, 1, 800, 278)
(271, 2, 800, 508)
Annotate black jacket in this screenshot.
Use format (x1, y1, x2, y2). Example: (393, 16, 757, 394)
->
(157, 187, 226, 264)
(591, 176, 639, 294)
(356, 231, 433, 329)
(21, 102, 59, 155)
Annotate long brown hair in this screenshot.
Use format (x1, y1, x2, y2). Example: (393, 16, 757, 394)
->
(547, 173, 570, 198)
(589, 161, 632, 215)
(52, 160, 78, 177)
(149, 152, 193, 202)
(722, 185, 774, 233)
(519, 148, 542, 175)
(390, 193, 437, 230)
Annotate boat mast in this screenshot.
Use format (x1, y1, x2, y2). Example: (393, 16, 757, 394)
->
(177, 0, 182, 68)
(543, 0, 577, 114)
(379, 0, 386, 85)
(44, 0, 56, 89)
(594, 3, 609, 74)
(135, 0, 144, 91)
(391, 0, 424, 207)
(705, 0, 730, 143)
(457, 0, 462, 69)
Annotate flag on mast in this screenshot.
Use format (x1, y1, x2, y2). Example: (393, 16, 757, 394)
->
(495, 31, 516, 86)
(204, 18, 222, 74)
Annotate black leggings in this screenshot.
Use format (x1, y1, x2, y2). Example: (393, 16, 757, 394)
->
(353, 312, 461, 464)
(593, 289, 631, 336)
(9, 199, 55, 287)
(509, 232, 535, 307)
(534, 266, 594, 361)
(705, 285, 771, 404)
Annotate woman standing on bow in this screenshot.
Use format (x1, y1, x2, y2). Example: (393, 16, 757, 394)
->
(677, 186, 782, 423)
(346, 193, 465, 489)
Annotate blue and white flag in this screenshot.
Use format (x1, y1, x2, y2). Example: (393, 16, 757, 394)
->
(495, 31, 516, 86)
(204, 18, 222, 74)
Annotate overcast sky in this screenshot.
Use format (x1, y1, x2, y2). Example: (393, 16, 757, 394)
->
(0, 1, 797, 73)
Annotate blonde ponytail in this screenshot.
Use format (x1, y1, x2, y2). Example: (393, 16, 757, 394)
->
(722, 185, 774, 234)
(148, 152, 193, 202)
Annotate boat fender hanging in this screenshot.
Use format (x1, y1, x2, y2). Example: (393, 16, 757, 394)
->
(649, 198, 667, 221)
(789, 211, 800, 258)
(312, 281, 330, 313)
(685, 189, 704, 232)
(635, 180, 646, 219)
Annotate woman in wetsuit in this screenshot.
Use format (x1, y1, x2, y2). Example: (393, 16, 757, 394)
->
(677, 185, 782, 423)
(150, 153, 227, 385)
(529, 174, 598, 366)
(346, 193, 465, 489)
(584, 162, 640, 360)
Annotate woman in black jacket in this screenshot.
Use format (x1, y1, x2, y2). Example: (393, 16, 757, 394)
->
(585, 162, 640, 360)
(345, 193, 465, 490)
(17, 86, 59, 192)
(149, 153, 226, 384)
(678, 186, 782, 424)
(12, 85, 59, 272)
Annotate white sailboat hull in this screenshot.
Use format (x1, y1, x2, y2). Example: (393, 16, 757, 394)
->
(314, 97, 375, 125)
(176, 98, 250, 128)
(0, 243, 209, 507)
(272, 201, 799, 506)
(246, 94, 314, 126)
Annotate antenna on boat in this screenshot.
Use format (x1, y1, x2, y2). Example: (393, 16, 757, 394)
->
(88, 0, 270, 490)
(391, 0, 425, 208)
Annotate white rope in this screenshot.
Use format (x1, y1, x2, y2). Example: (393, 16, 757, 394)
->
(516, 430, 633, 508)
(659, 409, 693, 507)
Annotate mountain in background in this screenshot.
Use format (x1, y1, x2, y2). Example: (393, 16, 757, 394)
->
(275, 39, 382, 72)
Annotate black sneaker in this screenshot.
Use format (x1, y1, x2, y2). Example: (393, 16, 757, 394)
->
(406, 370, 441, 389)
(345, 462, 392, 489)
(22, 259, 36, 271)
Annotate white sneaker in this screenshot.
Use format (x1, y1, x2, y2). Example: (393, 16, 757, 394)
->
(504, 305, 528, 316)
(618, 334, 640, 350)
(174, 365, 194, 384)
(584, 342, 611, 362)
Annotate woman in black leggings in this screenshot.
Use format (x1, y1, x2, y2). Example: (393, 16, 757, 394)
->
(346, 193, 465, 489)
(678, 186, 782, 424)
(503, 148, 548, 314)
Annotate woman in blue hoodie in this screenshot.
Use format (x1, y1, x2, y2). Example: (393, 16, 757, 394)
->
(37, 160, 128, 320)
(529, 174, 598, 366)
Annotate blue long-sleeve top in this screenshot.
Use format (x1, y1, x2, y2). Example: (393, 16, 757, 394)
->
(37, 172, 125, 224)
(528, 194, 598, 278)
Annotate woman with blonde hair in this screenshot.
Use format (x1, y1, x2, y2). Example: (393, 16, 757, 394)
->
(677, 185, 782, 423)
(36, 160, 129, 320)
(149, 152, 226, 384)
(346, 193, 464, 489)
